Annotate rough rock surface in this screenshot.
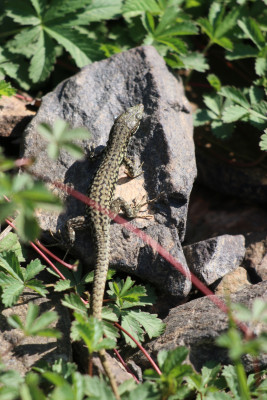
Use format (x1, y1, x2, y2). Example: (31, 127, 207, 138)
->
(0, 95, 35, 137)
(0, 291, 72, 374)
(22, 46, 196, 298)
(183, 234, 245, 285)
(132, 281, 267, 373)
(214, 266, 251, 295)
(243, 231, 267, 282)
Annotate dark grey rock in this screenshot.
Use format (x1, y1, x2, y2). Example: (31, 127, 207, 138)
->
(22, 46, 196, 298)
(132, 281, 267, 373)
(0, 291, 72, 374)
(183, 234, 245, 285)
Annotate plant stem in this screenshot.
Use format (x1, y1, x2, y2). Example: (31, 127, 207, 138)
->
(235, 360, 251, 400)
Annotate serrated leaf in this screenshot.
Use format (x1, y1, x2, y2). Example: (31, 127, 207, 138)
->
(26, 279, 48, 297)
(62, 293, 88, 314)
(219, 86, 250, 108)
(122, 0, 161, 16)
(0, 232, 24, 262)
(198, 17, 213, 39)
(249, 86, 265, 105)
(7, 26, 41, 58)
(0, 251, 24, 281)
(6, 0, 40, 25)
(238, 17, 265, 50)
(29, 30, 57, 82)
(82, 0, 122, 22)
(214, 36, 233, 51)
(226, 43, 258, 60)
(121, 312, 144, 347)
(214, 8, 239, 39)
(44, 26, 100, 67)
(2, 281, 23, 307)
(54, 279, 72, 292)
(25, 259, 46, 281)
(222, 104, 249, 123)
(179, 52, 209, 72)
(259, 130, 267, 151)
(128, 310, 165, 339)
(255, 57, 267, 76)
(162, 347, 189, 373)
(203, 94, 222, 116)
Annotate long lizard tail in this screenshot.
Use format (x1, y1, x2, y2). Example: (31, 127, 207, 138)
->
(91, 231, 121, 400)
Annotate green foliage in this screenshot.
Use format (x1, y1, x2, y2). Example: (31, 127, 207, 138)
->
(7, 302, 61, 338)
(194, 85, 267, 139)
(1, 0, 266, 149)
(71, 313, 116, 354)
(38, 119, 91, 160)
(107, 276, 165, 347)
(0, 171, 61, 241)
(0, 80, 15, 98)
(0, 250, 48, 306)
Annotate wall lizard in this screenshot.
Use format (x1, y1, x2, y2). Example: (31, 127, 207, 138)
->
(66, 104, 145, 399)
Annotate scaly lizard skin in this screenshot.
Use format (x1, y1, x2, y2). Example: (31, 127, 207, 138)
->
(66, 104, 144, 399)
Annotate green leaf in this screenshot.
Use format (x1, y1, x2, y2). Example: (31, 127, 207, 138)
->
(127, 310, 165, 339)
(72, 314, 116, 353)
(0, 232, 25, 262)
(203, 94, 222, 116)
(194, 109, 211, 126)
(0, 80, 15, 98)
(160, 346, 189, 373)
(54, 279, 72, 292)
(0, 251, 24, 281)
(61, 293, 88, 314)
(6, 0, 40, 25)
(179, 52, 209, 72)
(82, 0, 122, 22)
(26, 279, 48, 297)
(29, 30, 57, 82)
(83, 375, 115, 399)
(219, 86, 250, 108)
(24, 259, 46, 281)
(122, 0, 162, 16)
(214, 8, 239, 40)
(1, 281, 24, 307)
(238, 17, 265, 50)
(255, 57, 267, 76)
(121, 312, 144, 347)
(222, 104, 249, 123)
(198, 17, 213, 40)
(226, 43, 258, 60)
(7, 26, 41, 58)
(207, 74, 221, 91)
(44, 26, 100, 67)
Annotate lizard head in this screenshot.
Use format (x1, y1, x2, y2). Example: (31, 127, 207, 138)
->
(116, 104, 144, 135)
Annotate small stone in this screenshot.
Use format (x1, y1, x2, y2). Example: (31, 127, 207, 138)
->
(183, 234, 245, 285)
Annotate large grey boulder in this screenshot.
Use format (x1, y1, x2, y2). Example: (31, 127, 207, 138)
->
(132, 281, 267, 373)
(22, 46, 196, 298)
